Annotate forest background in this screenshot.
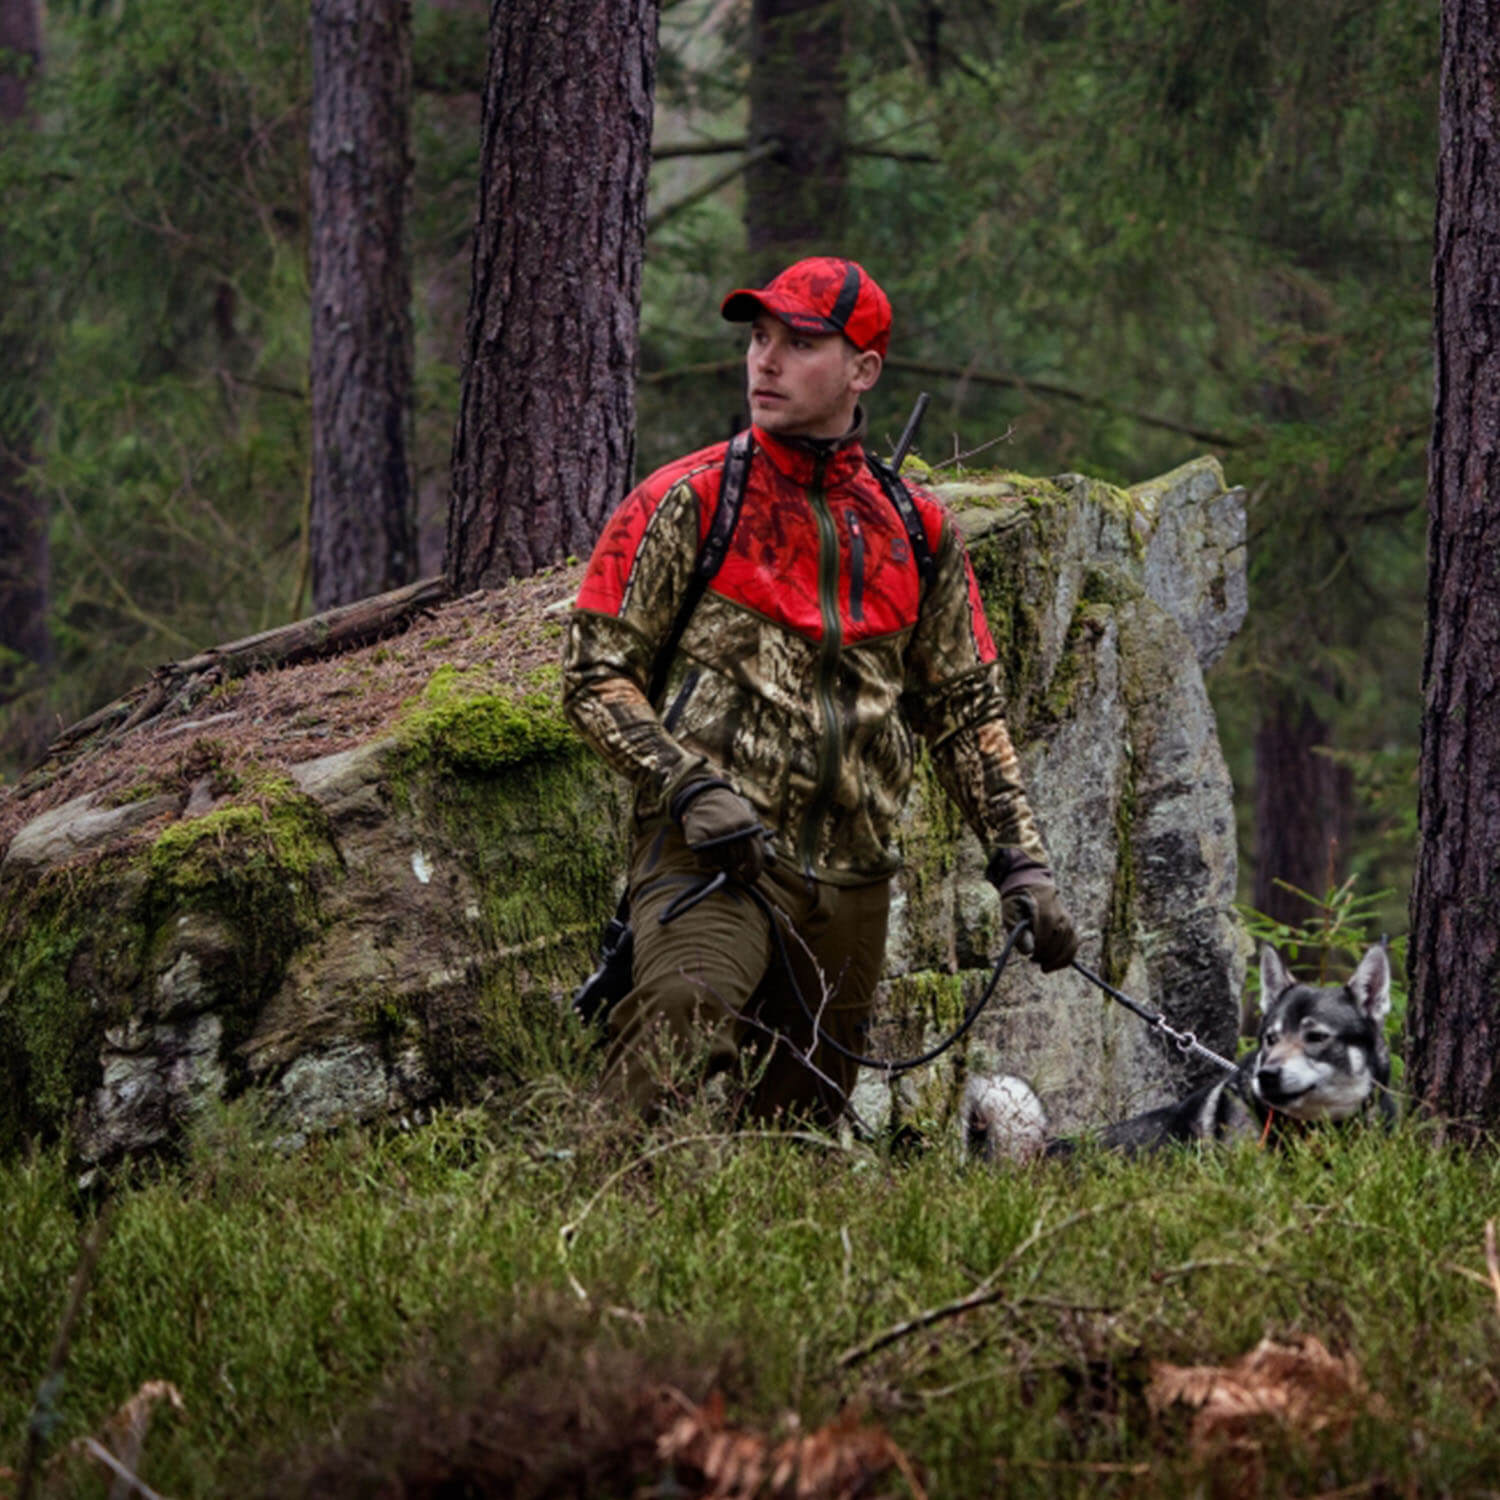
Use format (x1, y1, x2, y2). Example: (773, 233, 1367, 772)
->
(10, 6, 1500, 1495)
(0, 0, 1435, 935)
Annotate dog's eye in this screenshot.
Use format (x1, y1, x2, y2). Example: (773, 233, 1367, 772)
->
(1303, 1025, 1332, 1044)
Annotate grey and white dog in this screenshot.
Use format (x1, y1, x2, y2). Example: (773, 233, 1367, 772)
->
(965, 942, 1395, 1160)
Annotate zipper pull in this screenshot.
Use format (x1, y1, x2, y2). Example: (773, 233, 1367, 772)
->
(847, 511, 865, 623)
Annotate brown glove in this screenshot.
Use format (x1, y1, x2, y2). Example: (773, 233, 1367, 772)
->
(1000, 886, 1079, 973)
(988, 847, 1079, 974)
(670, 777, 769, 885)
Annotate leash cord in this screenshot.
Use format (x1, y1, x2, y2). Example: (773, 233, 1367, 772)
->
(659, 871, 1235, 1081)
(742, 884, 1031, 1079)
(1069, 959, 1238, 1074)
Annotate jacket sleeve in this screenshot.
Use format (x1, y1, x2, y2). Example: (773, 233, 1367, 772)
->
(562, 474, 710, 816)
(902, 511, 1053, 877)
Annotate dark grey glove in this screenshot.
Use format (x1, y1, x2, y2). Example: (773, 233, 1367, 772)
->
(670, 777, 769, 885)
(988, 847, 1080, 974)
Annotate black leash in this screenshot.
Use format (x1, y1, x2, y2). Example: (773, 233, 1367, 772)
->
(660, 871, 1237, 1079)
(660, 873, 1031, 1079)
(1069, 959, 1238, 1073)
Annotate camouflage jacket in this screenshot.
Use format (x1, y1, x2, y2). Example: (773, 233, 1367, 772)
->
(562, 420, 1051, 887)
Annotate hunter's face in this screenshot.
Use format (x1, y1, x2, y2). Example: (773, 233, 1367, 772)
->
(745, 314, 880, 439)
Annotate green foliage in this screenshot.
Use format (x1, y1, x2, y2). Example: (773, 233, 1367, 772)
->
(641, 0, 1436, 919)
(3, 1099, 1498, 1495)
(0, 0, 313, 746)
(1, 0, 1438, 913)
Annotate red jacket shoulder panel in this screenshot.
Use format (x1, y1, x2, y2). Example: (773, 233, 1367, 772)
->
(574, 442, 727, 615)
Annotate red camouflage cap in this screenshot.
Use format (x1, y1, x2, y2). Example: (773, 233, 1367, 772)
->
(720, 256, 892, 357)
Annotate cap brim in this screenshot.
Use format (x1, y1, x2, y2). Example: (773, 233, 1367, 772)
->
(720, 288, 840, 335)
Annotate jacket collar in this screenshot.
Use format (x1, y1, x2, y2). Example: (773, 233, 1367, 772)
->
(750, 408, 869, 489)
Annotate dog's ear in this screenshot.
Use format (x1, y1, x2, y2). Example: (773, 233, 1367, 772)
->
(1347, 942, 1391, 1026)
(1259, 943, 1295, 1004)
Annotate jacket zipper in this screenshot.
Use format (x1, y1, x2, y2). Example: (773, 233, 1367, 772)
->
(800, 454, 843, 881)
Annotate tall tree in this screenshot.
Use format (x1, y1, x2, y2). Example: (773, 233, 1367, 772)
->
(1252, 687, 1352, 924)
(309, 0, 417, 609)
(745, 0, 848, 272)
(0, 0, 50, 721)
(1408, 0, 1500, 1137)
(445, 0, 659, 589)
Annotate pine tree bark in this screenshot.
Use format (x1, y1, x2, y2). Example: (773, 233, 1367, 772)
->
(745, 0, 848, 274)
(0, 0, 50, 715)
(445, 0, 659, 590)
(0, 0, 39, 122)
(309, 0, 416, 611)
(1408, 0, 1500, 1138)
(1252, 688, 1351, 926)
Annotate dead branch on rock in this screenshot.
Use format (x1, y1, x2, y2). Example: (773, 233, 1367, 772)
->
(32, 575, 451, 780)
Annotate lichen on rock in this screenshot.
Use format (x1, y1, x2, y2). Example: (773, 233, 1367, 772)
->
(0, 458, 1246, 1161)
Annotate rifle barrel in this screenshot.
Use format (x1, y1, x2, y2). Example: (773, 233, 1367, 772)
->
(890, 391, 931, 472)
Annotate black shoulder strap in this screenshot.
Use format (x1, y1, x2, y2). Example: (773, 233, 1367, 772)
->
(646, 428, 754, 707)
(866, 454, 936, 594)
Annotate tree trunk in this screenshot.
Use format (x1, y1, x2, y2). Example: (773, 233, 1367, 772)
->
(0, 0, 39, 122)
(444, 0, 659, 591)
(745, 0, 848, 274)
(1408, 0, 1500, 1138)
(0, 0, 50, 721)
(1252, 688, 1352, 928)
(309, 0, 417, 611)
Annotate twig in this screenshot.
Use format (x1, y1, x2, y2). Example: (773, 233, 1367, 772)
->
(653, 137, 749, 158)
(949, 429, 1016, 466)
(647, 143, 778, 234)
(835, 1205, 1109, 1371)
(716, 999, 872, 1139)
(77, 1439, 176, 1500)
(1485, 1219, 1500, 1318)
(640, 355, 1244, 448)
(31, 574, 449, 773)
(158, 711, 244, 740)
(653, 138, 935, 163)
(1000, 1458, 1152, 1476)
(16, 1210, 111, 1500)
(558, 1129, 854, 1302)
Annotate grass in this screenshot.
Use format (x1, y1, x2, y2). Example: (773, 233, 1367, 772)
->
(3, 1076, 1500, 1498)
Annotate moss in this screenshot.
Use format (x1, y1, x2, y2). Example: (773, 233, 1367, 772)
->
(1100, 758, 1139, 988)
(894, 749, 963, 973)
(419, 751, 624, 959)
(524, 663, 563, 691)
(875, 969, 980, 1138)
(138, 781, 336, 1073)
(388, 743, 630, 1097)
(966, 516, 1053, 728)
(884, 969, 969, 1034)
(933, 470, 1072, 508)
(1034, 567, 1136, 731)
(0, 864, 145, 1150)
(105, 774, 175, 807)
(146, 776, 335, 897)
(396, 665, 577, 775)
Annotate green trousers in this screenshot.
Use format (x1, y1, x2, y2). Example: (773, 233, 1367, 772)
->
(601, 822, 891, 1126)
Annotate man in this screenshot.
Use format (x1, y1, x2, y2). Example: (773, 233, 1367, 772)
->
(563, 256, 1077, 1124)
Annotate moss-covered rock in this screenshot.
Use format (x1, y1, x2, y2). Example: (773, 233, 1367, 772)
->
(0, 455, 1245, 1161)
(858, 454, 1248, 1139)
